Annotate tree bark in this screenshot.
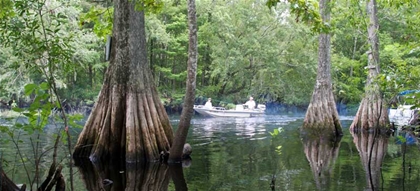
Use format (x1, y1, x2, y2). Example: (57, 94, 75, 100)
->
(168, 0, 198, 163)
(73, 0, 173, 162)
(302, 0, 342, 135)
(350, 0, 389, 132)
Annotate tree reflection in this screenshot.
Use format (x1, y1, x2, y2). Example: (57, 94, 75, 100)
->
(301, 131, 342, 190)
(75, 158, 188, 191)
(75, 158, 125, 191)
(351, 131, 388, 191)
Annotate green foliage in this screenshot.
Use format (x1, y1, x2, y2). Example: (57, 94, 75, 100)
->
(78, 0, 165, 40)
(269, 127, 284, 137)
(331, 54, 365, 103)
(14, 83, 52, 134)
(141, 0, 164, 13)
(0, 0, 105, 108)
(0, 0, 15, 19)
(221, 103, 236, 110)
(330, 0, 420, 105)
(269, 127, 285, 156)
(155, 65, 187, 81)
(193, 0, 317, 104)
(380, 42, 420, 98)
(396, 135, 406, 143)
(266, 0, 329, 33)
(382, 0, 420, 8)
(1, 0, 420, 110)
(79, 6, 113, 39)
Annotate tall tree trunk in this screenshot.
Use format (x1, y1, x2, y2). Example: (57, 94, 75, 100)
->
(168, 0, 198, 163)
(73, 0, 173, 162)
(302, 0, 342, 135)
(350, 0, 389, 132)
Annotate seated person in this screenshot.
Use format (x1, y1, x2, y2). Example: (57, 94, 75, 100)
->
(244, 97, 256, 109)
(204, 98, 213, 109)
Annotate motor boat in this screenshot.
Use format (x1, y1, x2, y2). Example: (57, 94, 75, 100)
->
(193, 104, 266, 118)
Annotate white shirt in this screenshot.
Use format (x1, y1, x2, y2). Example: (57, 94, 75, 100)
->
(204, 101, 212, 109)
(245, 100, 256, 109)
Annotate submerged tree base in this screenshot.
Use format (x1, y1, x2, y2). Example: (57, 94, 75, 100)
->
(302, 95, 343, 137)
(350, 92, 389, 133)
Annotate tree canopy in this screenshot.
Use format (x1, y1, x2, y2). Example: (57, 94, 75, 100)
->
(0, 0, 419, 109)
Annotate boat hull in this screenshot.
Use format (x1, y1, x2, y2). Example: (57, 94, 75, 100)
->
(194, 105, 264, 118)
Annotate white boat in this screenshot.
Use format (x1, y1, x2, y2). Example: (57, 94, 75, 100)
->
(194, 104, 266, 118)
(389, 105, 416, 126)
(388, 90, 419, 126)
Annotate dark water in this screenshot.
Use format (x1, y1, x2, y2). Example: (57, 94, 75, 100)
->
(1, 115, 420, 190)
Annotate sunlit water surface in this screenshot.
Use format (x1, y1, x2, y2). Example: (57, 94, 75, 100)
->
(1, 114, 419, 191)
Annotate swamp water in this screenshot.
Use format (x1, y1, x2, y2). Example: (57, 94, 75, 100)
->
(1, 115, 419, 191)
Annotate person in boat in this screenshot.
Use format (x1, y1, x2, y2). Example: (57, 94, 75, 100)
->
(204, 98, 213, 109)
(244, 96, 256, 109)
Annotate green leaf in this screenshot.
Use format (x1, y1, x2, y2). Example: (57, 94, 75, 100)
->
(22, 112, 32, 117)
(40, 82, 49, 90)
(397, 135, 406, 143)
(269, 129, 279, 136)
(0, 125, 9, 133)
(24, 83, 37, 95)
(12, 107, 24, 112)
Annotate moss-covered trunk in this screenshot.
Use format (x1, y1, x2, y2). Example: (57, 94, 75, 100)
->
(302, 0, 342, 135)
(73, 0, 173, 162)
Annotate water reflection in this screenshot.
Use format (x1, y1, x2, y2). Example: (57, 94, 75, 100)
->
(301, 132, 342, 190)
(6, 115, 420, 190)
(75, 158, 187, 191)
(351, 131, 388, 191)
(76, 158, 126, 190)
(192, 117, 266, 138)
(189, 116, 300, 142)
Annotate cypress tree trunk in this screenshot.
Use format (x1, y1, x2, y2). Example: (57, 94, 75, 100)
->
(302, 0, 342, 136)
(168, 0, 198, 163)
(73, 0, 173, 162)
(350, 0, 389, 132)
